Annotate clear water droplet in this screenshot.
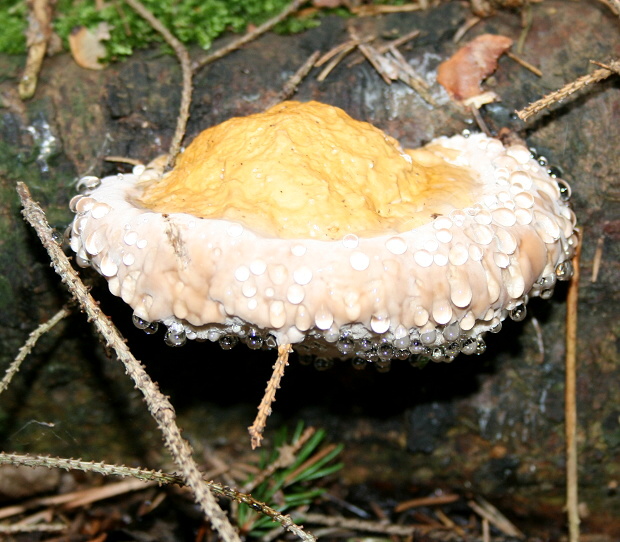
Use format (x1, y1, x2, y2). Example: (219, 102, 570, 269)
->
(132, 314, 159, 334)
(461, 338, 477, 355)
(547, 165, 563, 178)
(351, 357, 367, 370)
(443, 322, 461, 342)
(476, 336, 487, 355)
(490, 322, 502, 334)
(510, 305, 527, 321)
(264, 335, 277, 349)
(537, 156, 548, 167)
(219, 335, 238, 350)
(377, 343, 394, 361)
(246, 330, 263, 350)
(165, 327, 187, 347)
(337, 337, 354, 355)
(395, 348, 410, 360)
(314, 357, 333, 371)
(556, 179, 572, 201)
(420, 329, 436, 345)
(556, 260, 574, 281)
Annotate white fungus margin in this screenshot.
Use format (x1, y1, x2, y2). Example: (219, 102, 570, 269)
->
(68, 103, 577, 366)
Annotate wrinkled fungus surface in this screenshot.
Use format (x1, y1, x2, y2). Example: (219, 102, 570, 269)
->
(69, 101, 577, 365)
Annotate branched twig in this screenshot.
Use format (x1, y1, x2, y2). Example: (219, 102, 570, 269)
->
(0, 452, 316, 542)
(248, 344, 291, 449)
(565, 235, 582, 542)
(0, 306, 70, 395)
(124, 0, 192, 169)
(193, 0, 308, 71)
(16, 182, 239, 542)
(516, 59, 620, 121)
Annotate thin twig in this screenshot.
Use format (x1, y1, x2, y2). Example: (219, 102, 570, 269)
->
(16, 182, 239, 542)
(193, 0, 307, 71)
(348, 29, 421, 66)
(19, 0, 54, 99)
(468, 498, 524, 539)
(1, 306, 70, 395)
(0, 523, 67, 534)
(317, 44, 357, 81)
(388, 45, 436, 106)
(104, 155, 143, 166)
(591, 234, 604, 282)
(0, 452, 315, 542)
(515, 60, 620, 122)
(249, 344, 291, 449)
(394, 493, 459, 513)
(566, 236, 582, 542)
(276, 50, 321, 103)
(295, 512, 437, 536)
(506, 51, 542, 77)
(452, 16, 481, 43)
(124, 0, 192, 169)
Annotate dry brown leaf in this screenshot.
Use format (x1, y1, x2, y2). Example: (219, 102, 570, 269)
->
(68, 23, 112, 70)
(437, 33, 513, 103)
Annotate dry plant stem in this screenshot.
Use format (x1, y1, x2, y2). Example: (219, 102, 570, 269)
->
(296, 512, 438, 537)
(16, 183, 240, 542)
(0, 306, 70, 395)
(276, 50, 321, 103)
(516, 60, 620, 121)
(0, 452, 316, 542)
(248, 344, 291, 449)
(193, 0, 307, 71)
(19, 0, 53, 100)
(468, 498, 524, 539)
(505, 51, 542, 77)
(394, 493, 459, 513)
(591, 234, 604, 282)
(566, 238, 582, 542)
(0, 524, 67, 534)
(124, 0, 192, 170)
(104, 155, 143, 166)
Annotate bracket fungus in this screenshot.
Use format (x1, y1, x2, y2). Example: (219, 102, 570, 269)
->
(69, 101, 577, 367)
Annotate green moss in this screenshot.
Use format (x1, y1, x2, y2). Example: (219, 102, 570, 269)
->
(0, 0, 321, 58)
(0, 2, 28, 55)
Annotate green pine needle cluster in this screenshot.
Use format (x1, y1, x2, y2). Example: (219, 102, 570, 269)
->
(237, 422, 343, 537)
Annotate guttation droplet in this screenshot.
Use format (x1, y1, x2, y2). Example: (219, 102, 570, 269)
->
(165, 327, 187, 347)
(219, 335, 238, 350)
(510, 304, 527, 322)
(132, 314, 159, 335)
(556, 260, 574, 281)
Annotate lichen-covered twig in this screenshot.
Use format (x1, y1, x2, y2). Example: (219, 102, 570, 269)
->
(565, 235, 582, 542)
(0, 452, 316, 542)
(0, 306, 70, 396)
(516, 59, 620, 122)
(124, 0, 192, 169)
(193, 0, 308, 71)
(16, 182, 239, 542)
(248, 344, 291, 449)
